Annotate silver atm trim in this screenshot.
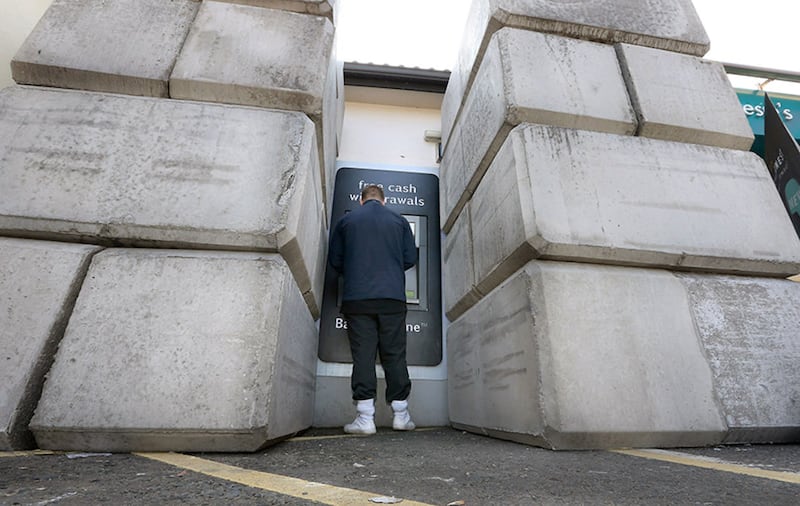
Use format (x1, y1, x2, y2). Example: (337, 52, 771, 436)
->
(403, 214, 428, 309)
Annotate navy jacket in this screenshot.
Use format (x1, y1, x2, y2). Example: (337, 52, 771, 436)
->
(328, 199, 417, 303)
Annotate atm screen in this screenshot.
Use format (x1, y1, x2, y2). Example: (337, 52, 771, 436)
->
(404, 215, 420, 304)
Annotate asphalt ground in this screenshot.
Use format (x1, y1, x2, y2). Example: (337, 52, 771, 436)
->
(2, 427, 799, 505)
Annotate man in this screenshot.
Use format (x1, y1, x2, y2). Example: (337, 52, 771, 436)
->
(328, 183, 417, 434)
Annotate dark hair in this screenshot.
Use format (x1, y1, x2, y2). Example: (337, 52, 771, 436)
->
(361, 184, 385, 202)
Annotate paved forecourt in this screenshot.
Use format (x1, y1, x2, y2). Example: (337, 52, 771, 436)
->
(6, 429, 800, 504)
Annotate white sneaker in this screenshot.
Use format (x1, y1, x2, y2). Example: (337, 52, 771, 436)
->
(391, 400, 416, 431)
(344, 414, 376, 435)
(344, 399, 376, 435)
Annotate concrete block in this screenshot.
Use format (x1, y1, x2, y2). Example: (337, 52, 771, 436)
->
(322, 42, 344, 210)
(678, 273, 800, 443)
(0, 86, 325, 318)
(616, 43, 754, 150)
(441, 28, 636, 232)
(170, 1, 337, 205)
(10, 0, 200, 97)
(441, 0, 709, 150)
(335, 58, 345, 150)
(29, 249, 318, 452)
(448, 260, 727, 449)
(461, 124, 800, 317)
(442, 202, 480, 322)
(0, 239, 100, 450)
(211, 0, 336, 21)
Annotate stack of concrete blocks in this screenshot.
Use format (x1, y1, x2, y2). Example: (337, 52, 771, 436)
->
(442, 0, 800, 449)
(0, 0, 342, 451)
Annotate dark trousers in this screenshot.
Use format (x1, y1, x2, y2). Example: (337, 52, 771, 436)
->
(345, 311, 412, 403)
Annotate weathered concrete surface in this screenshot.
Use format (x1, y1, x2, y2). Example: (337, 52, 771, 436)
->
(0, 239, 100, 450)
(170, 1, 339, 206)
(448, 260, 727, 449)
(678, 273, 800, 444)
(29, 249, 318, 452)
(10, 0, 200, 97)
(211, 0, 336, 21)
(0, 86, 326, 318)
(170, 1, 333, 118)
(334, 54, 345, 158)
(441, 28, 636, 232)
(442, 203, 480, 322)
(616, 43, 754, 150)
(441, 0, 709, 150)
(322, 40, 343, 210)
(444, 124, 800, 319)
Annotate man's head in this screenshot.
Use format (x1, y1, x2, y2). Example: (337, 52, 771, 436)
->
(360, 184, 385, 205)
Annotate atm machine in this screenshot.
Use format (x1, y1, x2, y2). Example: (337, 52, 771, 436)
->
(316, 166, 444, 426)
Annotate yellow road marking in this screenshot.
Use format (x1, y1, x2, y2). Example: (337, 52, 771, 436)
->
(0, 450, 57, 458)
(135, 452, 436, 506)
(613, 449, 800, 484)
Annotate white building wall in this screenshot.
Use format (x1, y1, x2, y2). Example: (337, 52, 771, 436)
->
(339, 86, 442, 169)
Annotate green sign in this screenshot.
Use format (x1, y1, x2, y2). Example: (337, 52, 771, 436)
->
(737, 90, 799, 138)
(786, 179, 800, 218)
